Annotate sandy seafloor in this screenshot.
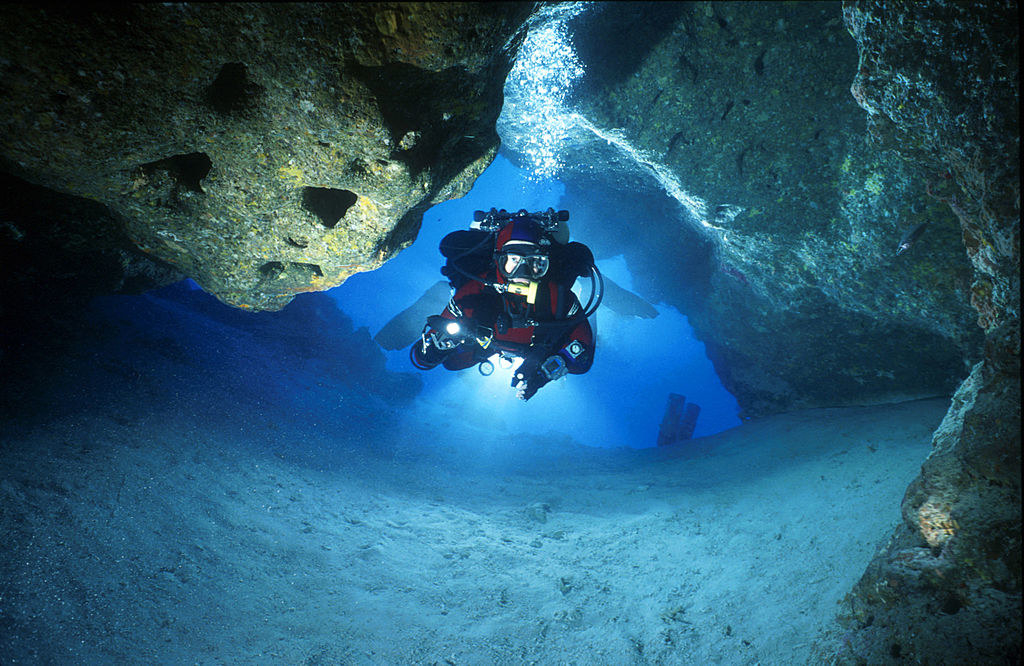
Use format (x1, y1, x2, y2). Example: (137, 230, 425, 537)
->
(0, 289, 950, 665)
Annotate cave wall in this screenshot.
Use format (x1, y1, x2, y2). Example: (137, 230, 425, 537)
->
(511, 1, 985, 416)
(0, 3, 534, 311)
(504, 2, 1020, 659)
(826, 1, 1020, 662)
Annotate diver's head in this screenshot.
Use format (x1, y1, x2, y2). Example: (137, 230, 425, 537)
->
(495, 219, 551, 281)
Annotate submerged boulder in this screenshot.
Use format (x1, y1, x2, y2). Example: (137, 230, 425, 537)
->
(0, 3, 532, 310)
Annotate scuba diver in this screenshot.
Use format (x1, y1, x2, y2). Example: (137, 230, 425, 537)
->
(410, 208, 603, 401)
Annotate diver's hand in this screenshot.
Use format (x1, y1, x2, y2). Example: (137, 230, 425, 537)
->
(516, 380, 537, 401)
(511, 347, 554, 401)
(512, 364, 547, 401)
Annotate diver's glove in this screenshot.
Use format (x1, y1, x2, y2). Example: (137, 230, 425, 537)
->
(512, 349, 544, 401)
(514, 374, 546, 401)
(512, 352, 568, 401)
(415, 315, 464, 369)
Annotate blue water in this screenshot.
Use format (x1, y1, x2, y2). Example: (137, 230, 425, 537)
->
(331, 154, 741, 447)
(22, 153, 740, 450)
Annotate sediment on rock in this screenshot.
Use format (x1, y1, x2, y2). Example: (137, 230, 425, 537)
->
(0, 3, 534, 311)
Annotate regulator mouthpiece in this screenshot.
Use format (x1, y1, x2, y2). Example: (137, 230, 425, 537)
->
(506, 280, 539, 304)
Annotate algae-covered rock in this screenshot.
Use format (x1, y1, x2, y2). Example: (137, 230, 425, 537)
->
(0, 3, 533, 310)
(508, 1, 984, 415)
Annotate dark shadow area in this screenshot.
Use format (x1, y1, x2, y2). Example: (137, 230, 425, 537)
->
(566, 2, 689, 98)
(138, 152, 213, 193)
(38, 2, 149, 27)
(0, 170, 181, 366)
(349, 61, 450, 176)
(206, 62, 263, 115)
(348, 60, 500, 182)
(0, 281, 422, 436)
(699, 291, 969, 417)
(258, 261, 286, 280)
(301, 186, 358, 228)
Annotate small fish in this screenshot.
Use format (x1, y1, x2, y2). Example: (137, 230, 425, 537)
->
(721, 265, 749, 285)
(720, 99, 734, 121)
(666, 130, 687, 156)
(896, 222, 930, 255)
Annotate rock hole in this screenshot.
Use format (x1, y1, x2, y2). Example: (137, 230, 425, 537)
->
(347, 160, 370, 177)
(259, 261, 285, 279)
(302, 187, 357, 229)
(206, 62, 263, 114)
(940, 594, 962, 615)
(290, 262, 323, 277)
(667, 131, 688, 155)
(139, 153, 212, 193)
(51, 91, 71, 113)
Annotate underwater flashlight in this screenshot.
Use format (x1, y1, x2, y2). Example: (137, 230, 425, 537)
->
(445, 321, 461, 336)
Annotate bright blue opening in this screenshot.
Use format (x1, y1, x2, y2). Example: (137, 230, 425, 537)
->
(330, 154, 741, 447)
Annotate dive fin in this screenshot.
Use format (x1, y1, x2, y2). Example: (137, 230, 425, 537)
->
(601, 276, 659, 319)
(374, 280, 452, 351)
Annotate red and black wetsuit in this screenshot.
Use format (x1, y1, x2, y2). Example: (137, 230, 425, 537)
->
(410, 264, 595, 375)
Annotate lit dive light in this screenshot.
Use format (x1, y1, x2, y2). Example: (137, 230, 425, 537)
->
(445, 321, 461, 336)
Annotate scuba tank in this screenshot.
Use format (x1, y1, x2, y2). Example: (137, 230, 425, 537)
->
(440, 208, 593, 291)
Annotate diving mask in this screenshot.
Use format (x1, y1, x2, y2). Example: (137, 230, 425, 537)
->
(498, 251, 549, 280)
